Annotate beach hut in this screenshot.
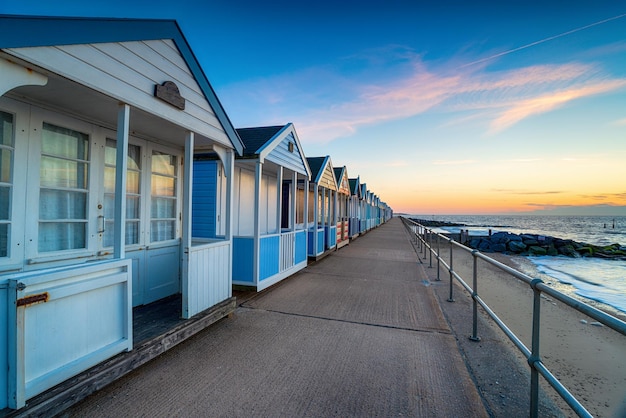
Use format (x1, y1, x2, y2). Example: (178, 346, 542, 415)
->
(333, 166, 350, 249)
(358, 183, 369, 233)
(348, 177, 362, 239)
(306, 156, 338, 259)
(193, 124, 310, 291)
(0, 15, 242, 410)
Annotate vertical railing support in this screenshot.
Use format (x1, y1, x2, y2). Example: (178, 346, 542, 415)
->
(529, 279, 543, 418)
(469, 250, 481, 341)
(436, 233, 441, 281)
(447, 240, 455, 302)
(428, 229, 433, 268)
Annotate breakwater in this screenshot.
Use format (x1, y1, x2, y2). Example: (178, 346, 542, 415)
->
(410, 218, 626, 259)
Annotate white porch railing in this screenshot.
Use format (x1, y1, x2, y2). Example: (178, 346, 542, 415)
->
(280, 230, 296, 272)
(186, 240, 231, 318)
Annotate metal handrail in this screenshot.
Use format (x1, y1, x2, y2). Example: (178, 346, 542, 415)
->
(401, 217, 626, 418)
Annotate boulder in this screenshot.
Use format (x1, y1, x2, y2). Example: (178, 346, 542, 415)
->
(508, 240, 527, 253)
(528, 246, 547, 256)
(492, 243, 507, 253)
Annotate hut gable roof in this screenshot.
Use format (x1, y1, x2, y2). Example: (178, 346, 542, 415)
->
(333, 166, 350, 196)
(236, 123, 310, 177)
(306, 156, 338, 191)
(349, 177, 361, 197)
(0, 14, 244, 155)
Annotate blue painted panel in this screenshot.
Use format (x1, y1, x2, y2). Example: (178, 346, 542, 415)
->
(317, 230, 324, 254)
(307, 230, 315, 256)
(0, 281, 7, 409)
(259, 235, 280, 281)
(326, 226, 337, 248)
(145, 245, 180, 305)
(233, 237, 254, 283)
(295, 230, 307, 264)
(192, 160, 218, 238)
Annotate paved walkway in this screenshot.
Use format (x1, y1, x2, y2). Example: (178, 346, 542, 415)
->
(65, 218, 487, 417)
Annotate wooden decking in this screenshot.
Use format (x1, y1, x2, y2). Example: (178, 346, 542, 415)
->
(2, 295, 236, 418)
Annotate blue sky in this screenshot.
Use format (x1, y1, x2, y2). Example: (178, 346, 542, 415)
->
(3, 1, 626, 214)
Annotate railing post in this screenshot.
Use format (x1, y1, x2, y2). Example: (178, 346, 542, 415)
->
(428, 229, 433, 268)
(469, 250, 481, 342)
(529, 279, 543, 418)
(436, 233, 441, 281)
(422, 228, 427, 259)
(447, 240, 455, 302)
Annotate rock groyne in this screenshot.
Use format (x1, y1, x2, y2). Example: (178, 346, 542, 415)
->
(464, 231, 626, 259)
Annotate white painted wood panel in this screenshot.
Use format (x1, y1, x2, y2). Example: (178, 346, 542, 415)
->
(7, 259, 131, 408)
(187, 241, 231, 318)
(6, 43, 231, 145)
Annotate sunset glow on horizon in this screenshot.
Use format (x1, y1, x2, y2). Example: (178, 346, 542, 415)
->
(4, 1, 625, 216)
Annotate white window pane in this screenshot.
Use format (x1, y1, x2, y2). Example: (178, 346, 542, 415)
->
(151, 197, 175, 218)
(40, 156, 88, 189)
(103, 194, 115, 218)
(38, 222, 86, 251)
(127, 196, 140, 218)
(126, 221, 139, 244)
(105, 138, 116, 165)
(127, 170, 140, 194)
(0, 186, 9, 220)
(104, 166, 115, 193)
(42, 123, 88, 160)
(39, 189, 87, 220)
(151, 174, 175, 197)
(0, 224, 7, 257)
(151, 220, 175, 242)
(1, 111, 13, 146)
(0, 148, 11, 183)
(151, 152, 176, 176)
(128, 145, 141, 170)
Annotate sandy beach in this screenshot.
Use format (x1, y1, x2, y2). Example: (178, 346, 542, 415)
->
(417, 239, 626, 417)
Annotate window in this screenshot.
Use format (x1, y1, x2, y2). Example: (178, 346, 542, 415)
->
(150, 150, 178, 242)
(38, 123, 89, 252)
(0, 111, 13, 257)
(103, 139, 142, 247)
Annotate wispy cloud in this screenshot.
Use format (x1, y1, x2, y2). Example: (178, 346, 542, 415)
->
(219, 44, 626, 144)
(492, 189, 564, 195)
(432, 159, 476, 165)
(487, 80, 626, 134)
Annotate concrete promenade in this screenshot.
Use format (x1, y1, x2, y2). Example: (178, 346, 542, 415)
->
(65, 218, 488, 417)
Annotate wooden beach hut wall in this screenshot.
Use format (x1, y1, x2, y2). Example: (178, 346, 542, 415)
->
(193, 124, 311, 291)
(348, 177, 362, 239)
(306, 156, 338, 259)
(0, 15, 243, 410)
(333, 166, 350, 249)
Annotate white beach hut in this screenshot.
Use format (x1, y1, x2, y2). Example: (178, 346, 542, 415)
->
(306, 156, 338, 259)
(333, 166, 351, 249)
(0, 15, 242, 410)
(193, 124, 311, 291)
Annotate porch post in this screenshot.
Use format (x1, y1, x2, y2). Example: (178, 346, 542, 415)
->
(182, 132, 194, 251)
(290, 171, 297, 231)
(224, 150, 234, 242)
(254, 161, 262, 284)
(114, 103, 129, 259)
(181, 131, 194, 319)
(313, 183, 319, 253)
(303, 178, 309, 228)
(276, 167, 283, 230)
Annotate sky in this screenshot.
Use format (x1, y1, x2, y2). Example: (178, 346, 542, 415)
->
(2, 1, 626, 215)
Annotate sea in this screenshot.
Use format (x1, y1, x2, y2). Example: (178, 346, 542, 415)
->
(409, 215, 626, 316)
